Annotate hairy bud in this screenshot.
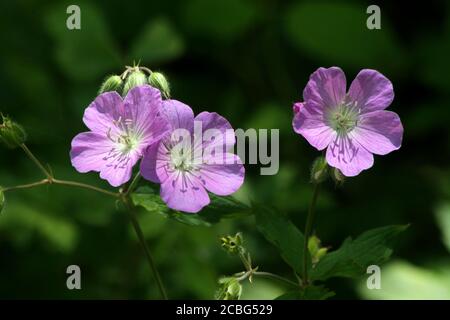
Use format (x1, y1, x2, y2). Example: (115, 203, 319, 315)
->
(215, 277, 242, 300)
(122, 70, 148, 96)
(308, 235, 328, 265)
(0, 115, 26, 148)
(148, 72, 171, 99)
(99, 75, 123, 94)
(331, 167, 345, 186)
(310, 156, 328, 184)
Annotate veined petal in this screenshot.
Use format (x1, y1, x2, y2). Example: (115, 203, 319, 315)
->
(351, 110, 403, 155)
(195, 112, 236, 153)
(199, 153, 245, 196)
(293, 106, 336, 151)
(70, 132, 114, 173)
(162, 99, 195, 131)
(99, 151, 139, 187)
(160, 172, 210, 213)
(303, 67, 347, 111)
(140, 140, 169, 183)
(83, 91, 123, 134)
(348, 69, 394, 114)
(326, 135, 374, 177)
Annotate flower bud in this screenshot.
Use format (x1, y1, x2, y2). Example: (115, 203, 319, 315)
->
(215, 277, 242, 300)
(0, 115, 27, 149)
(148, 72, 171, 99)
(122, 70, 148, 96)
(99, 75, 123, 94)
(331, 167, 345, 186)
(220, 232, 244, 255)
(308, 235, 328, 265)
(0, 188, 4, 214)
(310, 156, 328, 184)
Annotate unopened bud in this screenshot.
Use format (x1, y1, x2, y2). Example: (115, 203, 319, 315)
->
(310, 156, 328, 184)
(308, 235, 328, 264)
(215, 277, 242, 300)
(122, 70, 147, 96)
(220, 232, 244, 255)
(148, 72, 171, 99)
(99, 75, 123, 94)
(0, 115, 27, 148)
(331, 167, 345, 186)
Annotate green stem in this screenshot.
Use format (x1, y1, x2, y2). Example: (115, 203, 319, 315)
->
(302, 183, 320, 286)
(20, 144, 52, 180)
(253, 272, 299, 288)
(125, 200, 168, 300)
(1, 179, 49, 192)
(125, 173, 141, 196)
(52, 179, 119, 198)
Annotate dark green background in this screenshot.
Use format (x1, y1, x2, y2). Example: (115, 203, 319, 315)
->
(1, 0, 449, 299)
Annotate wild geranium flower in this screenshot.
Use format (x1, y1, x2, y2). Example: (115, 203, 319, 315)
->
(293, 67, 403, 176)
(140, 100, 245, 213)
(70, 85, 169, 187)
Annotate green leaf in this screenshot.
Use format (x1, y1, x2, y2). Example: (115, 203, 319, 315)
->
(275, 286, 335, 300)
(131, 185, 251, 227)
(311, 225, 408, 281)
(255, 204, 305, 274)
(284, 2, 406, 71)
(130, 17, 184, 65)
(435, 203, 450, 253)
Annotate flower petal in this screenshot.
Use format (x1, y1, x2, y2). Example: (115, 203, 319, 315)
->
(140, 140, 169, 183)
(123, 85, 169, 146)
(293, 105, 336, 151)
(162, 99, 195, 131)
(99, 152, 139, 187)
(351, 110, 403, 155)
(83, 91, 123, 134)
(326, 135, 374, 177)
(348, 69, 394, 114)
(195, 112, 236, 151)
(303, 67, 347, 111)
(160, 173, 210, 213)
(199, 153, 245, 196)
(70, 132, 113, 173)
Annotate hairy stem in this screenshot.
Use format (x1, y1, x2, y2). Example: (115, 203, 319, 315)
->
(302, 183, 320, 286)
(20, 144, 52, 180)
(253, 272, 299, 288)
(125, 199, 168, 300)
(125, 173, 141, 196)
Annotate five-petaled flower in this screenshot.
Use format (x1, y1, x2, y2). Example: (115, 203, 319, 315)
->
(293, 67, 403, 176)
(140, 100, 245, 213)
(70, 85, 169, 187)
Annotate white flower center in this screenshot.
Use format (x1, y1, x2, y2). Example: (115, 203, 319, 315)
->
(327, 100, 360, 135)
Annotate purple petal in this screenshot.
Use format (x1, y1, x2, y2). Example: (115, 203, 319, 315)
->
(195, 112, 236, 150)
(199, 153, 245, 196)
(70, 132, 113, 173)
(162, 99, 195, 131)
(160, 173, 210, 213)
(123, 85, 169, 146)
(99, 153, 139, 187)
(293, 105, 336, 151)
(83, 91, 123, 134)
(348, 69, 394, 114)
(303, 67, 347, 111)
(326, 135, 374, 177)
(351, 110, 403, 155)
(140, 141, 168, 183)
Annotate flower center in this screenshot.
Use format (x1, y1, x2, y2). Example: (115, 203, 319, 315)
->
(106, 117, 141, 154)
(327, 101, 359, 135)
(170, 145, 195, 172)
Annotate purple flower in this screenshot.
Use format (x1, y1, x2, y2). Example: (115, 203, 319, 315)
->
(140, 100, 245, 213)
(70, 85, 169, 187)
(293, 67, 403, 176)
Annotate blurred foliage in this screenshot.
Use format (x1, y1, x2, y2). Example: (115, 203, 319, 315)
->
(0, 0, 449, 299)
